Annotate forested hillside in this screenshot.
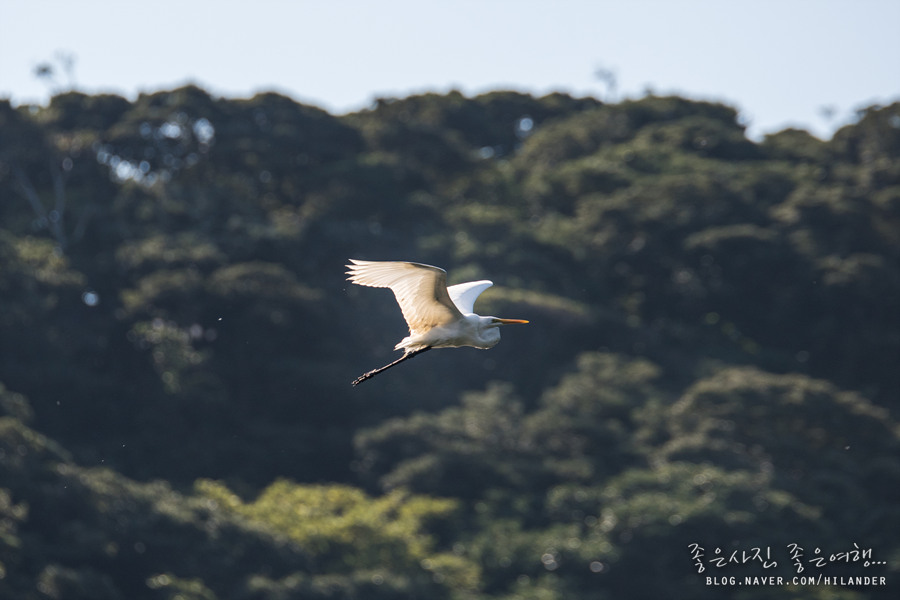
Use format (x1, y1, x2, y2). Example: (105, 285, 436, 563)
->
(1, 86, 898, 599)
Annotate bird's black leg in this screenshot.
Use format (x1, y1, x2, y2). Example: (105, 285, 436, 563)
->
(352, 347, 432, 386)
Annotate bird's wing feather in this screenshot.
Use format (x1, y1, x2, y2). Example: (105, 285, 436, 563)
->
(346, 260, 462, 334)
(447, 280, 492, 314)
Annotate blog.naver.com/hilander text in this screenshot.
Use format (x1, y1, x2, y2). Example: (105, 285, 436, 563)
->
(706, 575, 887, 587)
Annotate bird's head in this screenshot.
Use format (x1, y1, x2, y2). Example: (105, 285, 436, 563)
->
(471, 315, 530, 348)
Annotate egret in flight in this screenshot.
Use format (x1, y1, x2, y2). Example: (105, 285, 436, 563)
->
(346, 259, 529, 385)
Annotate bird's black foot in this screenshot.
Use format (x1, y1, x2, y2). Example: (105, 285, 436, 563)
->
(352, 347, 432, 386)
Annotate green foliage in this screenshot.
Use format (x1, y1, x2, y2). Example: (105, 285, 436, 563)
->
(43, 91, 132, 132)
(146, 574, 218, 600)
(762, 128, 830, 163)
(115, 233, 226, 274)
(195, 479, 479, 596)
(1, 86, 898, 599)
(128, 319, 208, 393)
(352, 360, 900, 599)
(355, 382, 545, 501)
(660, 368, 900, 537)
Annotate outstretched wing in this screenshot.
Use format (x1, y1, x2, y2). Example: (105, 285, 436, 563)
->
(346, 260, 463, 335)
(447, 280, 493, 314)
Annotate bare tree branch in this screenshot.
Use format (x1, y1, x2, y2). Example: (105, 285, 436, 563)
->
(13, 163, 68, 251)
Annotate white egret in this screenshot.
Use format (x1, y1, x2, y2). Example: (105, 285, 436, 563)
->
(346, 259, 529, 385)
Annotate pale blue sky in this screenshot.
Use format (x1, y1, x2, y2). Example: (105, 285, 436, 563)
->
(2, 0, 898, 139)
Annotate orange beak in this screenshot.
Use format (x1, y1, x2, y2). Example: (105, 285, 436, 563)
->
(494, 318, 529, 324)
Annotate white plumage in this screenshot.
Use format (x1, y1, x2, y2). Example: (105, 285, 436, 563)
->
(346, 259, 528, 385)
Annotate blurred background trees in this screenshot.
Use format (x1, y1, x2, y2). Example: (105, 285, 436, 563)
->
(0, 88, 898, 599)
